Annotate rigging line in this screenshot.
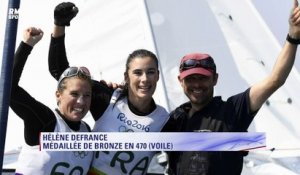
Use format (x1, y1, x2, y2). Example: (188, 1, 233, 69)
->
(143, 0, 171, 112)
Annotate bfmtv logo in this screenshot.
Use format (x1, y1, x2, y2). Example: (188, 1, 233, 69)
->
(8, 8, 19, 19)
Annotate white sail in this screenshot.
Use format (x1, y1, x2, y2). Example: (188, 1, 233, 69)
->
(204, 0, 300, 174)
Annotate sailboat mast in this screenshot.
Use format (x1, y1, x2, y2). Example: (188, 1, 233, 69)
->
(0, 0, 20, 171)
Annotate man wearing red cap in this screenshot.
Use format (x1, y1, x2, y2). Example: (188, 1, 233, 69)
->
(162, 0, 300, 174)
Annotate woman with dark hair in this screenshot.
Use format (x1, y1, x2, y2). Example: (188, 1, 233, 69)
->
(48, 2, 169, 175)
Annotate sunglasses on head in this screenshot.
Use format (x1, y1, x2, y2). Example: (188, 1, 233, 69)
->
(179, 58, 216, 72)
(58, 66, 91, 87)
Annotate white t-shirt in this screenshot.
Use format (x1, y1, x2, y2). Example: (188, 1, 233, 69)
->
(90, 89, 169, 175)
(15, 110, 93, 175)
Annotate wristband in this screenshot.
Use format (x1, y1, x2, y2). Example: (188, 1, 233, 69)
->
(286, 34, 300, 45)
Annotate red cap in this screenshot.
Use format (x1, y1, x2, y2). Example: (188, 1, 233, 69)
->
(179, 53, 216, 80)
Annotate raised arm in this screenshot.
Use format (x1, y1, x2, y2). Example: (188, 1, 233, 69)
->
(48, 2, 78, 80)
(48, 2, 113, 121)
(11, 28, 57, 146)
(249, 0, 300, 112)
(12, 27, 43, 88)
